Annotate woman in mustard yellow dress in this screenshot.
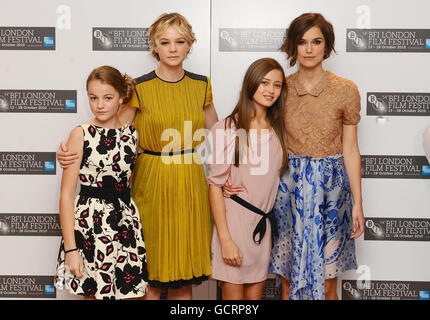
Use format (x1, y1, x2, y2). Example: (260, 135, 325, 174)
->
(118, 13, 218, 299)
(58, 13, 218, 300)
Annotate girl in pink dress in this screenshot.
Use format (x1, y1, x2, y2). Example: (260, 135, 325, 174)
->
(207, 58, 288, 300)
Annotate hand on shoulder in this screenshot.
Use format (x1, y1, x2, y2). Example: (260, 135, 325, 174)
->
(57, 126, 83, 169)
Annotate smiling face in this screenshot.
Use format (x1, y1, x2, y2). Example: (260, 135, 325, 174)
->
(296, 26, 326, 69)
(252, 69, 284, 109)
(154, 26, 191, 67)
(87, 80, 123, 125)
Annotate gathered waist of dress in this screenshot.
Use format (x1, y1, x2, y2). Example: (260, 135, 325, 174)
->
(80, 184, 130, 202)
(288, 153, 344, 161)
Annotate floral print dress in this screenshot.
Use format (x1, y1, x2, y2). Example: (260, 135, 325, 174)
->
(55, 124, 148, 300)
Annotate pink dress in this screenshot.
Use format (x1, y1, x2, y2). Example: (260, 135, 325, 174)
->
(207, 118, 283, 284)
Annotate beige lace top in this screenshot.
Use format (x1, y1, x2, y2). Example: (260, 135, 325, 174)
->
(285, 70, 361, 158)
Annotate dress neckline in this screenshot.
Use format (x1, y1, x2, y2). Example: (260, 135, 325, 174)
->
(293, 70, 331, 97)
(153, 70, 186, 83)
(86, 123, 129, 130)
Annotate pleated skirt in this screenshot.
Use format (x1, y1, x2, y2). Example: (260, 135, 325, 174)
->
(132, 152, 212, 288)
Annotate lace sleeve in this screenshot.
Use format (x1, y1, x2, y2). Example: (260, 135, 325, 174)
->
(343, 82, 361, 126)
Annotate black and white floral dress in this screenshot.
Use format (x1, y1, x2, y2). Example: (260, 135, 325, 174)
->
(55, 124, 148, 300)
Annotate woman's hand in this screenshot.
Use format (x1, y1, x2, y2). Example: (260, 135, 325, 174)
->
(57, 141, 79, 169)
(222, 176, 244, 198)
(350, 203, 365, 239)
(220, 239, 243, 267)
(65, 251, 84, 278)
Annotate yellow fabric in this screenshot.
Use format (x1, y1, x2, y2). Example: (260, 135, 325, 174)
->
(129, 71, 212, 284)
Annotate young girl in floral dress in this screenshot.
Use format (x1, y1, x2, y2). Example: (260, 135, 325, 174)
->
(55, 66, 148, 300)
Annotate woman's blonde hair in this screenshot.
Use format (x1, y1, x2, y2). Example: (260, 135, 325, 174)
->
(148, 12, 196, 61)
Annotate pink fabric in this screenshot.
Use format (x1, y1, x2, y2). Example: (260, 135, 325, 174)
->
(207, 118, 283, 284)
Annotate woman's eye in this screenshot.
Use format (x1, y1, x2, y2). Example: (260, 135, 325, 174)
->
(313, 40, 322, 45)
(275, 84, 282, 89)
(160, 41, 168, 45)
(177, 40, 185, 44)
(261, 81, 268, 85)
(298, 40, 306, 45)
(90, 97, 96, 101)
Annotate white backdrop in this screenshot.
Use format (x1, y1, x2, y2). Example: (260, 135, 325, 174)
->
(0, 0, 429, 300)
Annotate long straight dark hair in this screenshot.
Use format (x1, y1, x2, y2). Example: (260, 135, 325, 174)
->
(226, 58, 288, 177)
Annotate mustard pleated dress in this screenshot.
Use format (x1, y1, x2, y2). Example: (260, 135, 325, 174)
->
(128, 70, 212, 288)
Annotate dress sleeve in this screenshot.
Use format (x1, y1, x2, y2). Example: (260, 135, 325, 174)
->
(343, 82, 361, 125)
(204, 76, 213, 107)
(207, 119, 235, 187)
(128, 86, 141, 110)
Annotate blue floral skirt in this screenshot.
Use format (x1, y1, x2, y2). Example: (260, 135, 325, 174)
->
(269, 154, 357, 300)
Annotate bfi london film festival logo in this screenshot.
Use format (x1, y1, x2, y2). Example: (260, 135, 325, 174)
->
(0, 214, 61, 236)
(0, 276, 56, 298)
(0, 90, 76, 113)
(347, 29, 430, 52)
(361, 155, 430, 179)
(367, 93, 430, 116)
(0, 219, 9, 234)
(342, 280, 430, 300)
(219, 28, 286, 52)
(0, 152, 56, 175)
(92, 27, 150, 51)
(262, 278, 281, 300)
(0, 27, 55, 50)
(365, 218, 430, 241)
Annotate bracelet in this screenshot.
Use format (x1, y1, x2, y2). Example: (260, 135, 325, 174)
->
(65, 248, 78, 254)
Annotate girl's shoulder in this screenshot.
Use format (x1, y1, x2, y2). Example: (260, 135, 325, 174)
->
(210, 117, 236, 132)
(69, 125, 85, 138)
(65, 125, 85, 151)
(72, 123, 98, 141)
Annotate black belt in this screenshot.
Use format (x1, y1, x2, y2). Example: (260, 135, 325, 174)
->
(79, 177, 131, 211)
(230, 195, 279, 246)
(143, 149, 196, 156)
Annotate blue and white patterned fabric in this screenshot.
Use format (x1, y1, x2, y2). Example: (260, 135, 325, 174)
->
(269, 154, 357, 300)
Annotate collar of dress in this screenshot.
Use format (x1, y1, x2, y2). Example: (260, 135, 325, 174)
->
(293, 70, 331, 97)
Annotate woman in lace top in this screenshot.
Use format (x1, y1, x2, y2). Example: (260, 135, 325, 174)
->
(270, 12, 365, 300)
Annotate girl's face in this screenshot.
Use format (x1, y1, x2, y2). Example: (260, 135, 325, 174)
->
(154, 26, 191, 67)
(297, 26, 326, 68)
(87, 80, 123, 125)
(253, 69, 283, 109)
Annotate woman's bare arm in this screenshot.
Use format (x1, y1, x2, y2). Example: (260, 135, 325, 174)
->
(343, 125, 365, 239)
(204, 103, 219, 130)
(59, 126, 84, 278)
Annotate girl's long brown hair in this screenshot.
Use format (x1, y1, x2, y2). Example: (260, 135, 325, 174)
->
(226, 58, 288, 177)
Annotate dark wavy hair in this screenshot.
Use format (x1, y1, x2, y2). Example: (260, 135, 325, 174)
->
(281, 13, 336, 67)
